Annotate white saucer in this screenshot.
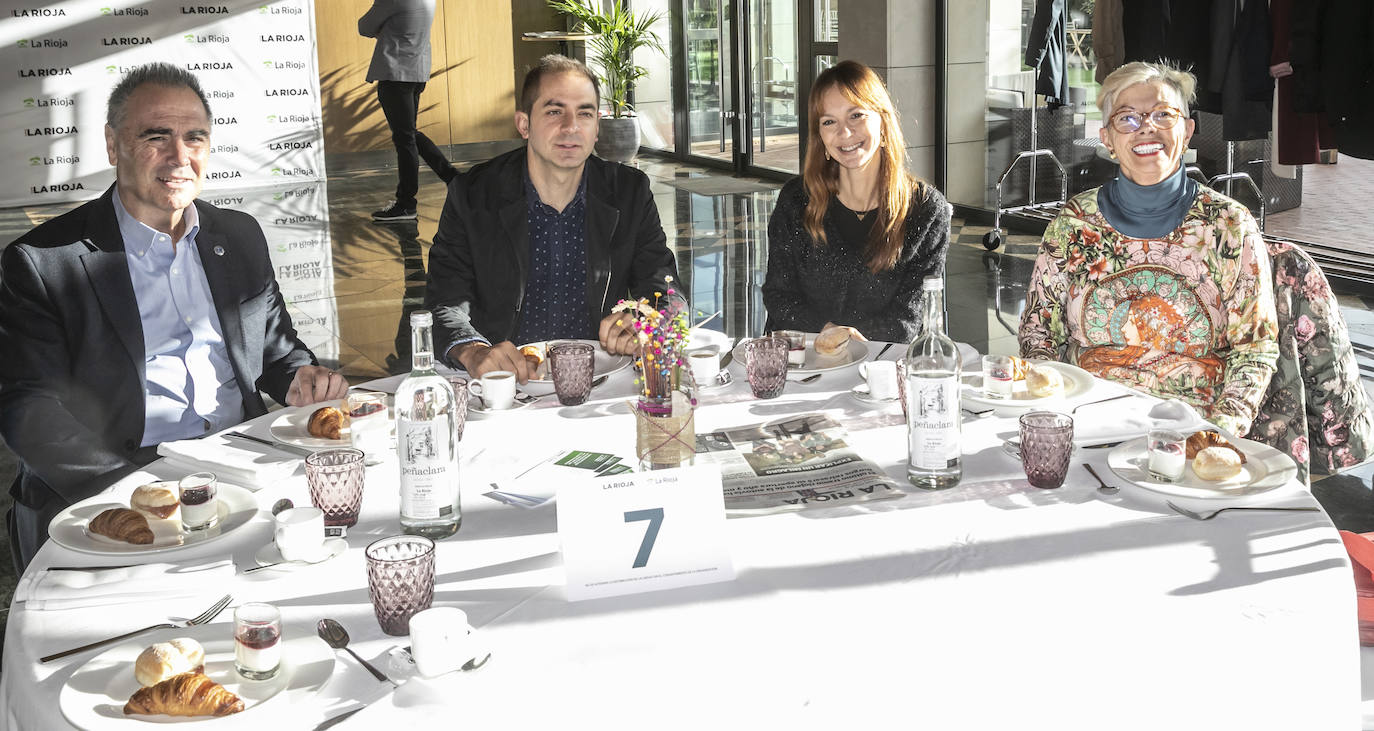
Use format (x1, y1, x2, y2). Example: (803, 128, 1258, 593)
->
(850, 384, 899, 404)
(253, 537, 347, 570)
(468, 390, 538, 414)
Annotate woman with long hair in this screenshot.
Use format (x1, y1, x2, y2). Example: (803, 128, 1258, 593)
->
(762, 59, 950, 342)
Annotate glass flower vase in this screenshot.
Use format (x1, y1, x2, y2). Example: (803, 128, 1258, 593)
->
(633, 353, 697, 471)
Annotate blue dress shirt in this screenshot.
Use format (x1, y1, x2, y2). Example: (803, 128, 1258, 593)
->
(514, 171, 591, 344)
(115, 190, 243, 446)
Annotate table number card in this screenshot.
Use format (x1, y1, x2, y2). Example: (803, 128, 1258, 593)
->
(558, 464, 734, 601)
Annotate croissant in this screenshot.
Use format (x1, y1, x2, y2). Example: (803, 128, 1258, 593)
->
(307, 406, 346, 439)
(1185, 430, 1247, 463)
(520, 344, 545, 370)
(124, 672, 244, 717)
(88, 508, 154, 544)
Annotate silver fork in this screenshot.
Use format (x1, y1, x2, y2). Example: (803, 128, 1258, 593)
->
(1165, 501, 1321, 521)
(41, 593, 233, 662)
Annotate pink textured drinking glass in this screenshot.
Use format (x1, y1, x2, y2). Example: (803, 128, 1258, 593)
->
(548, 341, 595, 406)
(745, 337, 788, 399)
(444, 375, 471, 439)
(305, 448, 365, 527)
(1019, 411, 1074, 489)
(365, 535, 436, 636)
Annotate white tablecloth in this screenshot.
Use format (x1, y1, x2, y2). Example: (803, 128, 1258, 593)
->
(3, 344, 1362, 730)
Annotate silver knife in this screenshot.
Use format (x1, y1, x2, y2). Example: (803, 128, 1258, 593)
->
(225, 431, 315, 458)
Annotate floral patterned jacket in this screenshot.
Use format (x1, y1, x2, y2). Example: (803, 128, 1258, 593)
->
(1019, 185, 1279, 436)
(1250, 241, 1373, 484)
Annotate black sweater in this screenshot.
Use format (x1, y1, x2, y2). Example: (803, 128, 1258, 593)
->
(762, 177, 951, 342)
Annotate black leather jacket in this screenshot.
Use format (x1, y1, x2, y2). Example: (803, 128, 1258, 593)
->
(426, 147, 678, 362)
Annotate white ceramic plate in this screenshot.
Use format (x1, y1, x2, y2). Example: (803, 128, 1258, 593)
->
(252, 538, 348, 571)
(269, 406, 349, 449)
(1106, 436, 1298, 499)
(517, 340, 633, 384)
(59, 627, 334, 728)
(49, 485, 259, 556)
(959, 361, 1094, 409)
(730, 335, 869, 374)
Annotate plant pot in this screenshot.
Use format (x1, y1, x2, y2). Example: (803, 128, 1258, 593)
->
(596, 116, 641, 163)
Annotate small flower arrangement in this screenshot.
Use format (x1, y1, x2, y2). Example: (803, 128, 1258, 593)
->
(611, 276, 691, 403)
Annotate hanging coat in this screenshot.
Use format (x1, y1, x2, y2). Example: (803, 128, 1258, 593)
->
(1025, 0, 1070, 107)
(1093, 0, 1126, 84)
(1318, 0, 1374, 159)
(1204, 0, 1273, 141)
(1270, 0, 1333, 165)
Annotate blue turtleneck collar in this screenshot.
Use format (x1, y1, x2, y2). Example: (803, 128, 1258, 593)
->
(1098, 163, 1197, 239)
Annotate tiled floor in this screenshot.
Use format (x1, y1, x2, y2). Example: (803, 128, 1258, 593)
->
(1, 150, 1372, 647)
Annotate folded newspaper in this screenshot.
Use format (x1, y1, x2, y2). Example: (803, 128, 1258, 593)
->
(696, 413, 903, 513)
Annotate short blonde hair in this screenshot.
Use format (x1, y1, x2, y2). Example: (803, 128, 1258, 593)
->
(1097, 61, 1197, 117)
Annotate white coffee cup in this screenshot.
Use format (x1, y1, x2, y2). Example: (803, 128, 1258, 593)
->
(408, 606, 478, 678)
(469, 370, 517, 410)
(687, 347, 721, 385)
(858, 360, 899, 400)
(274, 507, 325, 562)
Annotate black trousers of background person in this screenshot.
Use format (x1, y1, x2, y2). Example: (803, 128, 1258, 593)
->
(376, 80, 456, 210)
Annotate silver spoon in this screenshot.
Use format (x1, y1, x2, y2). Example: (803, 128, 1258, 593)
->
(271, 498, 294, 516)
(795, 373, 822, 384)
(1083, 464, 1118, 494)
(317, 618, 391, 683)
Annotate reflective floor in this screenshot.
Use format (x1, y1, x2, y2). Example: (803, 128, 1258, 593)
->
(1, 150, 1372, 632)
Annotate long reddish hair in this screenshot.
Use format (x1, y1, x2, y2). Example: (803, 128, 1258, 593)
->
(803, 60, 918, 273)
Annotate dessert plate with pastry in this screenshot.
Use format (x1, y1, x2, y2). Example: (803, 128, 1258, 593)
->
(59, 627, 333, 728)
(515, 340, 634, 391)
(268, 402, 354, 449)
(1106, 430, 1298, 499)
(48, 481, 258, 556)
(959, 359, 1094, 410)
(728, 327, 871, 374)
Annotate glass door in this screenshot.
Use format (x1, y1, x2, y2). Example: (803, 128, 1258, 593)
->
(744, 0, 800, 174)
(684, 0, 736, 166)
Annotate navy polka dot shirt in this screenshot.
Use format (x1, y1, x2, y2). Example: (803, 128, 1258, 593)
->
(515, 171, 592, 343)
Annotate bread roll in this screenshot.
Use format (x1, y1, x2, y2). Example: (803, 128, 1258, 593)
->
(134, 638, 206, 687)
(131, 483, 179, 520)
(813, 326, 850, 356)
(307, 406, 346, 440)
(1193, 446, 1245, 481)
(1025, 364, 1064, 398)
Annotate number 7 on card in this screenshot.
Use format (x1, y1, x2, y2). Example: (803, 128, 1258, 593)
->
(558, 465, 735, 601)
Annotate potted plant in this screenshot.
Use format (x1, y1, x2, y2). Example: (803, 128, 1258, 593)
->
(547, 0, 665, 163)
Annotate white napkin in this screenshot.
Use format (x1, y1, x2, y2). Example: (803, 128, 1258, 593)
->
(1069, 398, 1231, 446)
(16, 561, 235, 611)
(157, 434, 298, 489)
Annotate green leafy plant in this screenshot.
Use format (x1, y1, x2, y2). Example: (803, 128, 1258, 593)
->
(546, 0, 666, 118)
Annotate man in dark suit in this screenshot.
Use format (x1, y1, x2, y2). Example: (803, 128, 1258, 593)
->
(359, 0, 457, 222)
(0, 63, 347, 570)
(425, 55, 679, 382)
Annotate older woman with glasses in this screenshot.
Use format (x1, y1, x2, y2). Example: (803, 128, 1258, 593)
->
(1018, 61, 1278, 436)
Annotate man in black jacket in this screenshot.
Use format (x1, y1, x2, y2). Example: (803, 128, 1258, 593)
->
(0, 63, 346, 569)
(425, 55, 678, 381)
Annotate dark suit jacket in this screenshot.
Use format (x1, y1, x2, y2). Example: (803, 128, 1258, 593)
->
(0, 185, 316, 514)
(425, 147, 679, 362)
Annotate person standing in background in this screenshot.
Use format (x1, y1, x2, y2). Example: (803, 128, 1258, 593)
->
(359, 0, 458, 222)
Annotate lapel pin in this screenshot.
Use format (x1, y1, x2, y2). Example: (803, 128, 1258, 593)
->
(213, 245, 225, 256)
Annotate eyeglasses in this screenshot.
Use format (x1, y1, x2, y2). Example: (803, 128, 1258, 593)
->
(1109, 106, 1185, 134)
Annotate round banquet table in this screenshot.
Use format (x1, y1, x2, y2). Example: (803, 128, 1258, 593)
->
(2, 341, 1362, 730)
